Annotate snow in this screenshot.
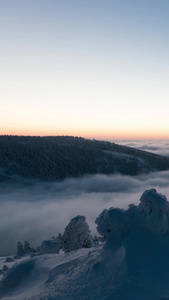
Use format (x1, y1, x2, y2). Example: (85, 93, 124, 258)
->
(40, 239, 61, 255)
(96, 207, 132, 249)
(139, 189, 169, 235)
(63, 215, 94, 252)
(1, 189, 169, 299)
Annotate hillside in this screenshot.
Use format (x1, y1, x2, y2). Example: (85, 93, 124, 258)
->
(0, 135, 169, 181)
(1, 189, 169, 299)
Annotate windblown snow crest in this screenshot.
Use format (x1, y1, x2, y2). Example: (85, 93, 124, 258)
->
(1, 189, 169, 299)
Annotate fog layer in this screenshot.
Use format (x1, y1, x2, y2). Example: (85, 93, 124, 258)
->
(1, 167, 169, 255)
(112, 139, 169, 156)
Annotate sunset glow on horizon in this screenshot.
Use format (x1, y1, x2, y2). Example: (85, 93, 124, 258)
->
(1, 0, 169, 140)
(1, 127, 169, 141)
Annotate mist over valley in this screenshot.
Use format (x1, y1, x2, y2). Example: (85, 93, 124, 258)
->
(1, 136, 169, 256)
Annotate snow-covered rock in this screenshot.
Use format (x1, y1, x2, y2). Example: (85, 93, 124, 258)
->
(63, 215, 94, 252)
(40, 238, 61, 254)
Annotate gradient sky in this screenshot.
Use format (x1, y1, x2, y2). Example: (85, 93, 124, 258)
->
(1, 0, 169, 139)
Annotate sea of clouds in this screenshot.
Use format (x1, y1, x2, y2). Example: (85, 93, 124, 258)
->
(111, 139, 169, 157)
(1, 140, 169, 255)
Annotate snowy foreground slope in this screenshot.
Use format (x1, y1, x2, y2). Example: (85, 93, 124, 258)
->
(1, 189, 169, 299)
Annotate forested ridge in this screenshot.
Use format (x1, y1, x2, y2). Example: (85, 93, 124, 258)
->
(0, 135, 169, 181)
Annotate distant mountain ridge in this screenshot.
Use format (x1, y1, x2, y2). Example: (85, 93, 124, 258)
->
(0, 135, 169, 182)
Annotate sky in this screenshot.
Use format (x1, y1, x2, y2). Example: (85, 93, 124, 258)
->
(1, 0, 169, 139)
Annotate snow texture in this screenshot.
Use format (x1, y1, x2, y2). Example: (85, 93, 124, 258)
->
(139, 189, 169, 235)
(63, 215, 94, 252)
(40, 238, 61, 255)
(1, 189, 169, 299)
(95, 207, 132, 249)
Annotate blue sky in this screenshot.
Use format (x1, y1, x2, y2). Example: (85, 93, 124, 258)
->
(1, 0, 169, 139)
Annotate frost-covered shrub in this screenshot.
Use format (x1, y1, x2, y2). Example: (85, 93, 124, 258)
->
(40, 238, 61, 254)
(95, 208, 132, 248)
(139, 189, 169, 236)
(63, 215, 93, 252)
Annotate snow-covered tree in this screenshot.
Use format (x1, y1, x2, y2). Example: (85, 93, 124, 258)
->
(17, 242, 25, 256)
(17, 241, 36, 256)
(24, 241, 36, 254)
(63, 215, 93, 252)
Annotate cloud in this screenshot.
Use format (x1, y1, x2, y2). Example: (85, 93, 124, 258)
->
(1, 168, 169, 255)
(1, 140, 169, 255)
(112, 139, 169, 157)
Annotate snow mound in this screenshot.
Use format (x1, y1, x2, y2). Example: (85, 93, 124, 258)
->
(1, 189, 169, 299)
(95, 208, 132, 248)
(139, 189, 169, 235)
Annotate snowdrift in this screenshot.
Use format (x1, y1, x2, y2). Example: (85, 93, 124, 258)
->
(1, 189, 169, 299)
